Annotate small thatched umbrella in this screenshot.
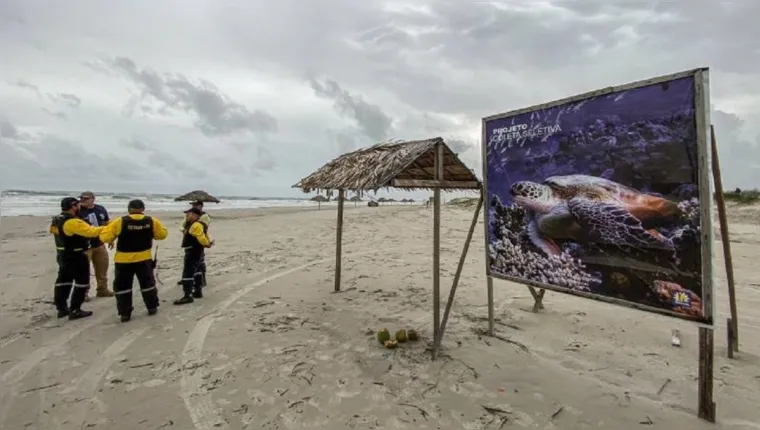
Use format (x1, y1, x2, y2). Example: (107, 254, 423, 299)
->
(377, 197, 388, 205)
(349, 194, 362, 208)
(174, 190, 221, 203)
(311, 195, 329, 210)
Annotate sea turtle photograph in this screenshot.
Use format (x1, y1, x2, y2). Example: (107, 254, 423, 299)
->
(509, 174, 683, 256)
(484, 75, 706, 319)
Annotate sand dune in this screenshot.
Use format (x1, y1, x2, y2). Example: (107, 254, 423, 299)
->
(1, 204, 759, 429)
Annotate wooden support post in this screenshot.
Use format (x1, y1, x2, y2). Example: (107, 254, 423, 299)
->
(436, 193, 484, 349)
(481, 185, 496, 336)
(710, 125, 738, 353)
(698, 327, 716, 423)
(334, 189, 345, 292)
(726, 318, 734, 359)
(529, 287, 545, 312)
(487, 277, 495, 336)
(432, 143, 443, 360)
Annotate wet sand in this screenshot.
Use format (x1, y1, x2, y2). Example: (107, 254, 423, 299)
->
(1, 204, 759, 429)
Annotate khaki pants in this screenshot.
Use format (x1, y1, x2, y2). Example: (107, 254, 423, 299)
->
(85, 245, 109, 293)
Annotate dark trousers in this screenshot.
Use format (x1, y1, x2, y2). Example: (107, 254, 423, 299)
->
(113, 261, 159, 316)
(54, 252, 90, 312)
(199, 253, 207, 286)
(181, 251, 204, 296)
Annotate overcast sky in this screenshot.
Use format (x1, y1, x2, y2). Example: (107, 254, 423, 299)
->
(1, 1, 759, 197)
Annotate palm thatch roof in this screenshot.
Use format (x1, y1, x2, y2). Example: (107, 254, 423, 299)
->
(310, 195, 329, 202)
(293, 137, 481, 193)
(174, 190, 221, 203)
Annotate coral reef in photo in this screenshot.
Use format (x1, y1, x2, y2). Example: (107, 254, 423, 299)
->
(487, 193, 703, 314)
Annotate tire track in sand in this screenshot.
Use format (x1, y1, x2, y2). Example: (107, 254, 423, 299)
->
(181, 247, 410, 429)
(53, 274, 261, 429)
(11, 273, 267, 429)
(0, 269, 240, 428)
(58, 326, 148, 430)
(0, 312, 113, 426)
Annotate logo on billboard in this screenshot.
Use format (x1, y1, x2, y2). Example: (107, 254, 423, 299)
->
(490, 123, 562, 148)
(672, 291, 692, 309)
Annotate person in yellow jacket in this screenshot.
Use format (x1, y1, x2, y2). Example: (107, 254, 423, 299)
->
(174, 207, 214, 305)
(177, 200, 211, 287)
(49, 197, 104, 320)
(179, 201, 212, 231)
(99, 199, 168, 322)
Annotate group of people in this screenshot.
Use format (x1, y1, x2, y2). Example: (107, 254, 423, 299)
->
(49, 192, 214, 322)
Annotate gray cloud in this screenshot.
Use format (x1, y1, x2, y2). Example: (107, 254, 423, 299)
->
(149, 155, 208, 179)
(333, 132, 355, 154)
(118, 135, 208, 179)
(104, 56, 278, 138)
(49, 92, 82, 109)
(712, 109, 760, 189)
(119, 136, 151, 151)
(2, 0, 760, 195)
(226, 141, 247, 153)
(10, 79, 40, 95)
(447, 139, 470, 155)
(252, 146, 276, 172)
(41, 107, 67, 120)
(309, 78, 393, 141)
(1, 133, 149, 189)
(0, 119, 19, 139)
(323, 128, 361, 154)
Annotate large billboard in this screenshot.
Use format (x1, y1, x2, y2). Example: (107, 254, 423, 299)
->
(482, 68, 714, 324)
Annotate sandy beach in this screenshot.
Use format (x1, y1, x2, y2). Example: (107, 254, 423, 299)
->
(1, 203, 759, 429)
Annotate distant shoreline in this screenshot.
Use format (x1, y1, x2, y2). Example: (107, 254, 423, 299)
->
(1, 189, 308, 201)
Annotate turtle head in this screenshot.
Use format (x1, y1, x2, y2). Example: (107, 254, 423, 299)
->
(510, 181, 554, 212)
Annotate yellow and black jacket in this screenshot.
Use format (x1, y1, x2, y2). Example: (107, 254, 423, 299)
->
(181, 220, 211, 253)
(179, 212, 211, 232)
(99, 214, 168, 263)
(49, 213, 103, 254)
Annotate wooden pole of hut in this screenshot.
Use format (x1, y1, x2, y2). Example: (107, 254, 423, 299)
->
(335, 189, 345, 292)
(432, 142, 443, 360)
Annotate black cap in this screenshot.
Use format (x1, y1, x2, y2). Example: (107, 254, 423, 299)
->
(191, 200, 204, 207)
(184, 207, 203, 216)
(127, 199, 146, 210)
(60, 197, 79, 210)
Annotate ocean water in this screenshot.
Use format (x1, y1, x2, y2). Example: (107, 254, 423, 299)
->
(0, 190, 319, 217)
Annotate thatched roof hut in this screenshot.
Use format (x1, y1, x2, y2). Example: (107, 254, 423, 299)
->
(293, 137, 481, 193)
(310, 195, 329, 202)
(293, 137, 484, 361)
(348, 195, 362, 202)
(174, 190, 220, 203)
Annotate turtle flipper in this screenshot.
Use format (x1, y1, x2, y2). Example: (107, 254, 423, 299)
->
(526, 214, 561, 255)
(567, 197, 674, 250)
